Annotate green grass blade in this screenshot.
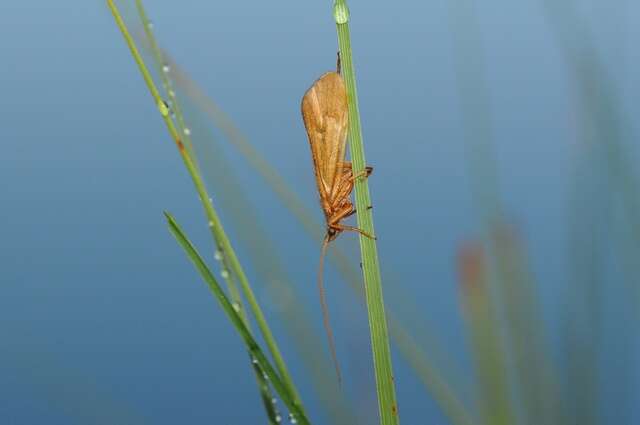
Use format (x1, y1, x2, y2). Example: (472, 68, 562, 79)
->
(457, 244, 515, 425)
(333, 1, 399, 424)
(106, 0, 303, 413)
(164, 212, 310, 425)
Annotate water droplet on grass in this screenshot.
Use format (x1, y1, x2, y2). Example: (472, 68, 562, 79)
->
(157, 100, 170, 117)
(333, 2, 350, 23)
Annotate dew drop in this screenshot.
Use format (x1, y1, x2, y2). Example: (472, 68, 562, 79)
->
(214, 250, 223, 261)
(168, 90, 176, 97)
(333, 2, 350, 24)
(221, 269, 230, 279)
(275, 415, 282, 423)
(289, 413, 297, 424)
(231, 301, 240, 312)
(271, 397, 277, 405)
(183, 127, 191, 136)
(157, 100, 170, 117)
(162, 64, 170, 73)
(146, 21, 154, 29)
(208, 220, 215, 228)
(252, 357, 259, 364)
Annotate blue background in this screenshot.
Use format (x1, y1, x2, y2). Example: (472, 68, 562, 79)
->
(2, 0, 639, 424)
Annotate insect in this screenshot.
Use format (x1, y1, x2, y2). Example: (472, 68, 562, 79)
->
(301, 70, 374, 382)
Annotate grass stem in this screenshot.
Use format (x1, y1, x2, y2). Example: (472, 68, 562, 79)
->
(333, 1, 399, 423)
(166, 213, 310, 425)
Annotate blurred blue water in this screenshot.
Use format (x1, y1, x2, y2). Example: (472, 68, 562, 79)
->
(1, 0, 639, 424)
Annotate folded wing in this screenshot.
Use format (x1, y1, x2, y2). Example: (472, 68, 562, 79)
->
(301, 72, 349, 203)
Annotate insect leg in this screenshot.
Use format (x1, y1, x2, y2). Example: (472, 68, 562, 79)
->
(328, 205, 376, 239)
(339, 162, 373, 176)
(331, 223, 376, 240)
(350, 166, 373, 182)
(344, 204, 371, 217)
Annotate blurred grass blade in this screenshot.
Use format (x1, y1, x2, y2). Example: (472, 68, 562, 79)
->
(389, 321, 477, 425)
(540, 0, 640, 303)
(457, 244, 515, 425)
(491, 223, 565, 425)
(333, 1, 399, 423)
(540, 1, 638, 421)
(165, 212, 311, 425)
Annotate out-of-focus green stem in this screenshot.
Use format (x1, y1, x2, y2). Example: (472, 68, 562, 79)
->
(457, 244, 515, 425)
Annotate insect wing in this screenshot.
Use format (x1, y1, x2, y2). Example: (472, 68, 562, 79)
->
(301, 72, 349, 201)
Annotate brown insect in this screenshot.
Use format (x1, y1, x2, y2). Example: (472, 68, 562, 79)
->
(301, 70, 374, 382)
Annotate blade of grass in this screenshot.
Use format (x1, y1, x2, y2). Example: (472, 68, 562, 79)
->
(106, 0, 303, 413)
(457, 244, 515, 425)
(490, 223, 565, 425)
(165, 212, 310, 425)
(333, 1, 399, 424)
(134, 0, 196, 161)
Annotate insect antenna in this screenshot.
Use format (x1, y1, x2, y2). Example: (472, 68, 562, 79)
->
(318, 233, 342, 384)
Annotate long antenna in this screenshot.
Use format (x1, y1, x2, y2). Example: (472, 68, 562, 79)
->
(318, 233, 342, 384)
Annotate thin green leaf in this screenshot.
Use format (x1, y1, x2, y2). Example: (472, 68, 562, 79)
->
(165, 212, 310, 425)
